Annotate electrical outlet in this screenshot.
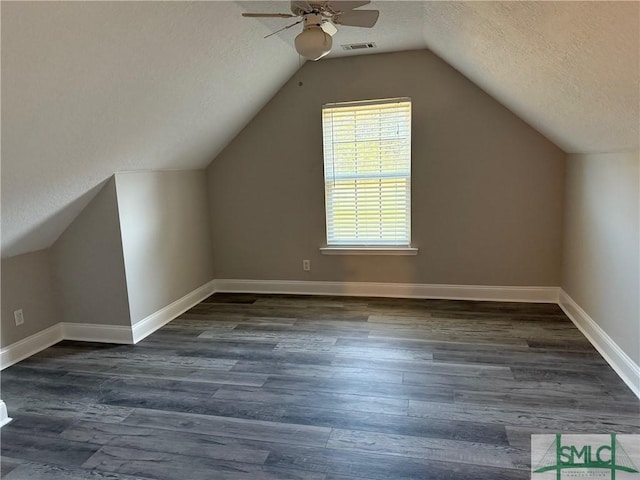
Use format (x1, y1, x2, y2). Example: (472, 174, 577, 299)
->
(14, 309, 24, 326)
(302, 259, 311, 271)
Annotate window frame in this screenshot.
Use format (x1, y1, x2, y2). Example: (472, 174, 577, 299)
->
(320, 97, 416, 255)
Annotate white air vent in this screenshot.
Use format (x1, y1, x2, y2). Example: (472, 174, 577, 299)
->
(341, 42, 376, 51)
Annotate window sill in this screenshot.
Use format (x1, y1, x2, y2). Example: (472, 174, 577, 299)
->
(320, 246, 418, 256)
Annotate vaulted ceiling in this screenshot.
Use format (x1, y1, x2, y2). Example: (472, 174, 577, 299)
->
(2, 1, 638, 258)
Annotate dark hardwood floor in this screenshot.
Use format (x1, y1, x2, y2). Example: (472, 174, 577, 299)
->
(1, 293, 638, 479)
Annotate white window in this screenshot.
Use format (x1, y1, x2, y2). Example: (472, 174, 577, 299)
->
(322, 98, 412, 248)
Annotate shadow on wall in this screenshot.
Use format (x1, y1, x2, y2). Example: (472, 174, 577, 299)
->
(2, 179, 110, 259)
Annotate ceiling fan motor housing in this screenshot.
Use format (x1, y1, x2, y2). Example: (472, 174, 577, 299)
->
(303, 13, 324, 29)
(291, 1, 325, 17)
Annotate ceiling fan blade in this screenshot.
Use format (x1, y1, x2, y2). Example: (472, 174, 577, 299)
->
(333, 9, 379, 28)
(321, 21, 338, 37)
(330, 1, 371, 13)
(242, 13, 297, 18)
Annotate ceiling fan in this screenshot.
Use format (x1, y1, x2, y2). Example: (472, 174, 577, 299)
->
(242, 1, 380, 61)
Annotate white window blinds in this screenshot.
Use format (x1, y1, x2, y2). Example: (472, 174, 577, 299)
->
(322, 98, 411, 246)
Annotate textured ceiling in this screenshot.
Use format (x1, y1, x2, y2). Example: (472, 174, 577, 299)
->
(2, 1, 638, 258)
(421, 1, 639, 154)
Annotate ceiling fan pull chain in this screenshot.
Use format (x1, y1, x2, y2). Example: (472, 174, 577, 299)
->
(264, 19, 304, 39)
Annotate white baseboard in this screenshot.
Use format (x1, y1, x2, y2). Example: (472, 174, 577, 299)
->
(62, 322, 133, 344)
(0, 322, 133, 370)
(2, 279, 637, 402)
(0, 324, 63, 370)
(213, 279, 560, 303)
(131, 279, 217, 343)
(0, 400, 11, 428)
(1, 280, 216, 369)
(559, 290, 640, 399)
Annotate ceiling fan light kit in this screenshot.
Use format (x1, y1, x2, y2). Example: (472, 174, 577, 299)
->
(243, 1, 379, 61)
(295, 14, 333, 60)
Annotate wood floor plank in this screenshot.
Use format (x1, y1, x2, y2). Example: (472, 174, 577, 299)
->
(60, 421, 272, 464)
(326, 428, 526, 469)
(177, 347, 336, 365)
(1, 371, 102, 405)
(198, 330, 339, 346)
(453, 389, 640, 414)
(332, 345, 434, 361)
(1, 412, 75, 437)
(432, 349, 610, 370)
(2, 461, 158, 480)
(83, 445, 327, 480)
(214, 385, 409, 415)
(230, 360, 404, 383)
(262, 375, 453, 402)
(408, 400, 640, 432)
(98, 375, 222, 396)
(122, 408, 332, 447)
(510, 365, 619, 383)
(233, 320, 370, 333)
(0, 431, 101, 468)
(264, 443, 530, 480)
(102, 395, 287, 421)
(403, 371, 612, 395)
(25, 351, 239, 370)
(331, 356, 515, 377)
(7, 398, 134, 424)
(366, 331, 530, 347)
(279, 405, 510, 444)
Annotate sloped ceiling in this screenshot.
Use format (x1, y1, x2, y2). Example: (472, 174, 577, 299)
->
(420, 1, 639, 154)
(1, 1, 300, 258)
(2, 1, 638, 258)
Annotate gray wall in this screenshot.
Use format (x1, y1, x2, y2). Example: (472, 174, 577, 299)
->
(1, 249, 61, 347)
(562, 151, 640, 365)
(52, 177, 131, 326)
(115, 170, 215, 324)
(207, 50, 566, 285)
